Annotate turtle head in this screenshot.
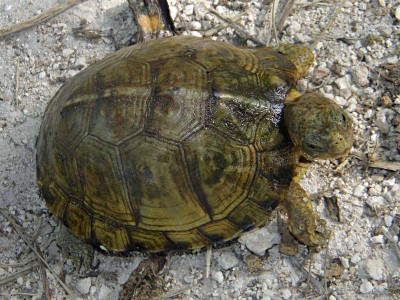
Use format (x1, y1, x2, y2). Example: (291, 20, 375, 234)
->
(284, 93, 353, 160)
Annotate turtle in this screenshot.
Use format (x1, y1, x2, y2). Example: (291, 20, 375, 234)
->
(36, 36, 353, 253)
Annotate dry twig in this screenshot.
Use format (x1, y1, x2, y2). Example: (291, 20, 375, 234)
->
(200, 0, 264, 46)
(312, 0, 346, 49)
(204, 11, 248, 37)
(0, 211, 75, 296)
(0, 0, 86, 39)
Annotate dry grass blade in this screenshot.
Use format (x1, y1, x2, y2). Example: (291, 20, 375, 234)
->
(288, 256, 324, 293)
(0, 0, 86, 38)
(153, 286, 192, 300)
(369, 160, 400, 171)
(204, 11, 247, 37)
(276, 0, 296, 32)
(205, 244, 212, 278)
(312, 0, 346, 49)
(199, 0, 264, 46)
(35, 244, 51, 300)
(0, 261, 38, 286)
(0, 211, 76, 296)
(14, 59, 20, 108)
(269, 0, 279, 45)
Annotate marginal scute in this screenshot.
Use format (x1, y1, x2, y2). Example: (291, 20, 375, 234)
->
(92, 219, 129, 251)
(64, 203, 91, 242)
(42, 181, 69, 218)
(164, 229, 210, 250)
(126, 226, 171, 251)
(228, 199, 271, 230)
(199, 220, 240, 243)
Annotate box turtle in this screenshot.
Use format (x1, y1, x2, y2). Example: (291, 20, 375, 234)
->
(36, 36, 353, 252)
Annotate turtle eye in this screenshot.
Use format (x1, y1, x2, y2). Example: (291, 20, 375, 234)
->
(307, 143, 316, 150)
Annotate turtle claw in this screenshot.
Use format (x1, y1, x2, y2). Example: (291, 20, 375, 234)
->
(285, 184, 330, 248)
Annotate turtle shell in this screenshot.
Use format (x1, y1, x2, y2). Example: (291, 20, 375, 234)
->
(36, 36, 313, 252)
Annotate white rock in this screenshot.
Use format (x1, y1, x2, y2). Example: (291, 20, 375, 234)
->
(364, 109, 374, 119)
(17, 277, 23, 285)
(365, 258, 385, 280)
(384, 215, 393, 227)
(387, 56, 398, 64)
(75, 57, 86, 68)
(360, 280, 374, 293)
(191, 21, 202, 31)
(340, 257, 350, 269)
(62, 48, 74, 57)
(352, 66, 369, 86)
(333, 96, 347, 106)
(351, 255, 361, 264)
(211, 271, 224, 283)
(353, 185, 364, 197)
(184, 4, 194, 16)
(169, 6, 178, 20)
(218, 252, 239, 270)
(286, 21, 301, 36)
(370, 235, 385, 244)
(238, 224, 281, 256)
(281, 288, 292, 300)
(184, 274, 194, 283)
(77, 278, 91, 295)
(38, 71, 46, 79)
(335, 76, 351, 90)
(395, 6, 400, 22)
(98, 285, 112, 300)
(376, 109, 394, 134)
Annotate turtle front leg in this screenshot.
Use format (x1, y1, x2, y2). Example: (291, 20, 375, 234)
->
(284, 162, 329, 247)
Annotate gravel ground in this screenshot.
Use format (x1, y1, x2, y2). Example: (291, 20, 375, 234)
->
(0, 0, 399, 299)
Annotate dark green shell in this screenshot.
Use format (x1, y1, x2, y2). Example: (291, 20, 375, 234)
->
(36, 36, 313, 252)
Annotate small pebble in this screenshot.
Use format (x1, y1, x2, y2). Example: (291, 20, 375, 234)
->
(238, 224, 281, 256)
(98, 286, 114, 300)
(351, 255, 361, 264)
(62, 48, 74, 58)
(281, 288, 292, 300)
(218, 252, 239, 270)
(17, 277, 24, 285)
(169, 6, 178, 20)
(395, 6, 400, 22)
(184, 4, 194, 16)
(387, 56, 398, 64)
(384, 215, 393, 227)
(360, 280, 374, 293)
(365, 258, 385, 280)
(381, 95, 393, 107)
(184, 274, 194, 284)
(77, 278, 92, 295)
(370, 235, 385, 244)
(340, 257, 350, 269)
(352, 66, 369, 86)
(211, 271, 224, 284)
(190, 21, 202, 31)
(335, 76, 351, 90)
(353, 185, 364, 197)
(286, 21, 301, 35)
